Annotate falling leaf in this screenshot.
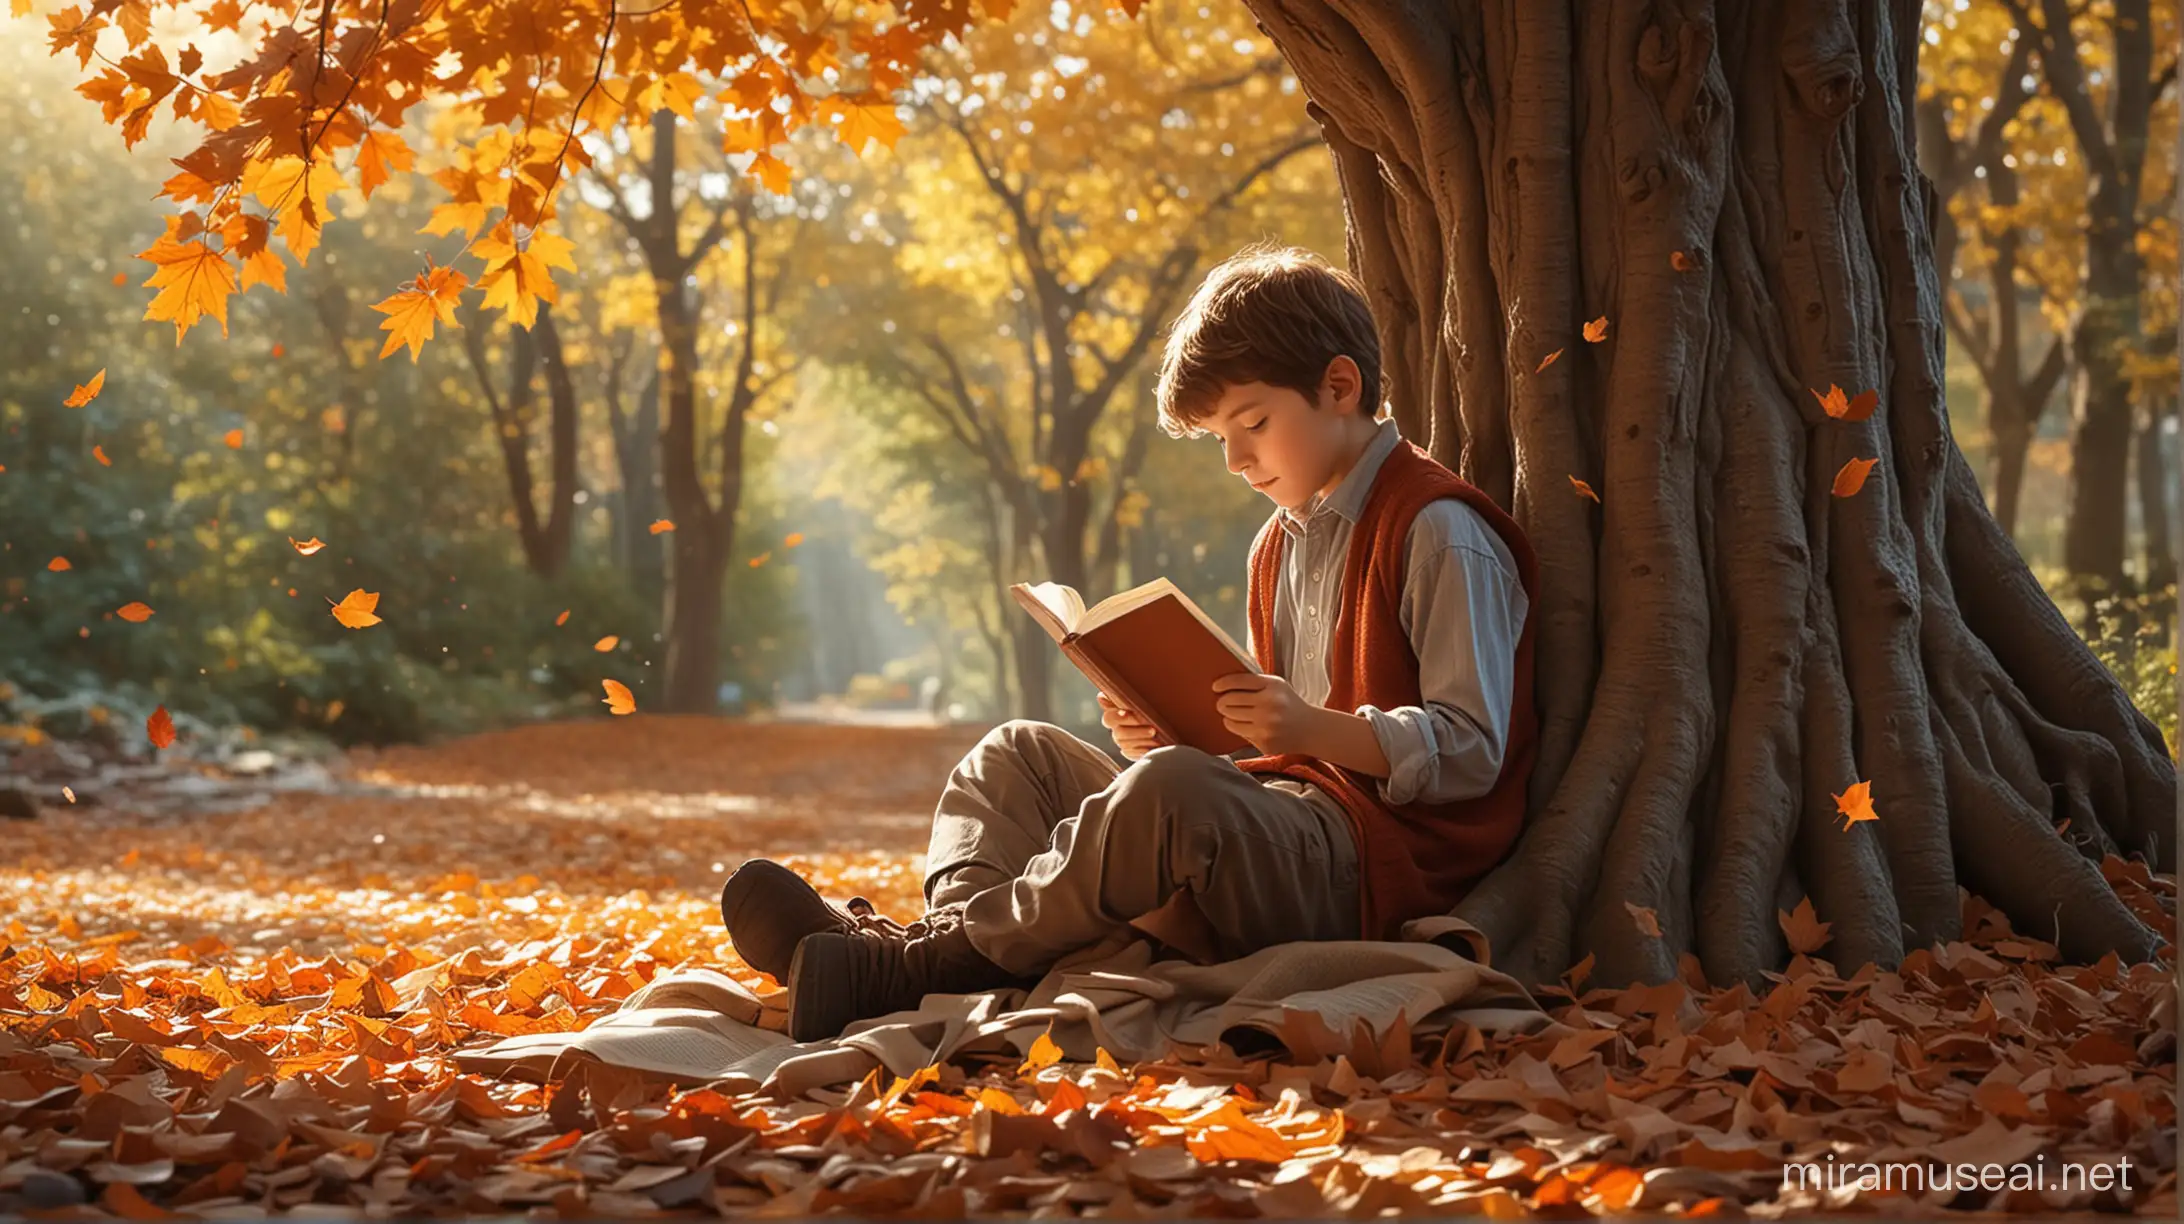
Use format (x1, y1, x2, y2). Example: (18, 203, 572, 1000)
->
(1833, 779, 1878, 829)
(146, 705, 175, 749)
(749, 551, 772, 568)
(601, 679, 636, 715)
(116, 602, 154, 622)
(271, 342, 285, 358)
(48, 557, 71, 572)
(1777, 897, 1832, 954)
(110, 271, 128, 286)
(1535, 348, 1563, 374)
(289, 536, 326, 555)
(93, 445, 112, 466)
(1811, 385, 1850, 419)
(1625, 902, 1662, 938)
(138, 231, 237, 342)
(223, 428, 243, 449)
(554, 609, 571, 626)
(62, 786, 76, 803)
(1582, 316, 1610, 343)
(784, 532, 805, 548)
(329, 589, 382, 629)
(1831, 457, 1880, 498)
(649, 519, 675, 534)
(1670, 249, 1698, 271)
(593, 635, 619, 652)
(64, 368, 106, 408)
(1569, 476, 1601, 504)
(1844, 389, 1879, 421)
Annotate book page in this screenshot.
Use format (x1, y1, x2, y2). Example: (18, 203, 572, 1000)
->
(1009, 582, 1085, 640)
(1079, 577, 1180, 631)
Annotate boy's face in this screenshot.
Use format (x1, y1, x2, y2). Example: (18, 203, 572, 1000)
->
(1201, 357, 1369, 512)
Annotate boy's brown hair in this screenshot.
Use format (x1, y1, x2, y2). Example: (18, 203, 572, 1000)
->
(1154, 242, 1383, 438)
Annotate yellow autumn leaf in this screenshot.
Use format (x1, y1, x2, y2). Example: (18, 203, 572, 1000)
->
(356, 129, 415, 199)
(137, 232, 236, 342)
(372, 263, 470, 361)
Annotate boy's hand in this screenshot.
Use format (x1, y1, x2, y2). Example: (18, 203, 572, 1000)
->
(1098, 692, 1169, 760)
(1212, 672, 1321, 755)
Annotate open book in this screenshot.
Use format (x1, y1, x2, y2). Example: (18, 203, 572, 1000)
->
(1010, 577, 1260, 755)
(453, 968, 798, 1085)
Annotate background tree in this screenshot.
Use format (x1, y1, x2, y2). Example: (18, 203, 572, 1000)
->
(1997, 0, 2174, 608)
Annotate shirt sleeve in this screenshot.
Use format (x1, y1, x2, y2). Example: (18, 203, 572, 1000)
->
(1355, 499, 1529, 806)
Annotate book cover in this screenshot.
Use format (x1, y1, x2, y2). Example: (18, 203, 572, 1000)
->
(1011, 578, 1259, 755)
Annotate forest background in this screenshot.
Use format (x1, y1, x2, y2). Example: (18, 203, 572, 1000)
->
(0, 0, 2176, 756)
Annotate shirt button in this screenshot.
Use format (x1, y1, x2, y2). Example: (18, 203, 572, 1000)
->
(1310, 571, 1321, 583)
(1305, 650, 1315, 660)
(1308, 606, 1318, 618)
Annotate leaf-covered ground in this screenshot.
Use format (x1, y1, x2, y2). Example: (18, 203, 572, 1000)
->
(0, 720, 2175, 1217)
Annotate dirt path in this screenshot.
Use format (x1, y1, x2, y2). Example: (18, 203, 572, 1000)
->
(1, 719, 983, 967)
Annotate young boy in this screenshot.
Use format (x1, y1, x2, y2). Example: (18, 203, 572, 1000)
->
(723, 244, 1540, 1042)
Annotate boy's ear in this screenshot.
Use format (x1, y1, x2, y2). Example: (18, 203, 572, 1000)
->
(1320, 355, 1364, 416)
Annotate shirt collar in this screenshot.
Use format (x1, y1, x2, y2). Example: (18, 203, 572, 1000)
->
(1277, 415, 1404, 538)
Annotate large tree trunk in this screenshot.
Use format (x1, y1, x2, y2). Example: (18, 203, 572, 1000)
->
(2139, 393, 2177, 595)
(1245, 0, 2175, 991)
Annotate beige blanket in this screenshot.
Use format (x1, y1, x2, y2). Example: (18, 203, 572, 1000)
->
(456, 917, 1556, 1097)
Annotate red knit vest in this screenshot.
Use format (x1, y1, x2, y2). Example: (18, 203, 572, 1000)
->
(1235, 440, 1539, 941)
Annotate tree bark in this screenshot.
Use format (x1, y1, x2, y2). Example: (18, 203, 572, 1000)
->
(459, 302, 578, 579)
(2138, 393, 2176, 594)
(1244, 0, 2174, 991)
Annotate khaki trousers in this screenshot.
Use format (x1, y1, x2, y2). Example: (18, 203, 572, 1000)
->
(925, 720, 1362, 976)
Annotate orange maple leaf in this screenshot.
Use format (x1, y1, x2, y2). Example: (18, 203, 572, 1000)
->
(554, 609, 570, 626)
(146, 704, 176, 749)
(1811, 384, 1850, 418)
(1831, 457, 1880, 498)
(593, 635, 618, 652)
(1833, 779, 1879, 829)
(356, 129, 415, 200)
(93, 444, 111, 466)
(1777, 896, 1832, 954)
(1535, 348, 1563, 374)
(1624, 902, 1662, 938)
(649, 519, 675, 534)
(47, 556, 71, 572)
(1569, 475, 1601, 504)
(64, 368, 106, 407)
(289, 536, 326, 555)
(329, 588, 382, 629)
(116, 601, 154, 622)
(1812, 384, 1881, 421)
(601, 679, 636, 715)
(224, 428, 243, 449)
(1582, 316, 1610, 343)
(137, 230, 236, 342)
(372, 262, 469, 362)
(1844, 389, 1879, 421)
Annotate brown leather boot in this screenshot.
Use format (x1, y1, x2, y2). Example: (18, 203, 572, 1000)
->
(718, 858, 893, 981)
(785, 905, 1031, 1041)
